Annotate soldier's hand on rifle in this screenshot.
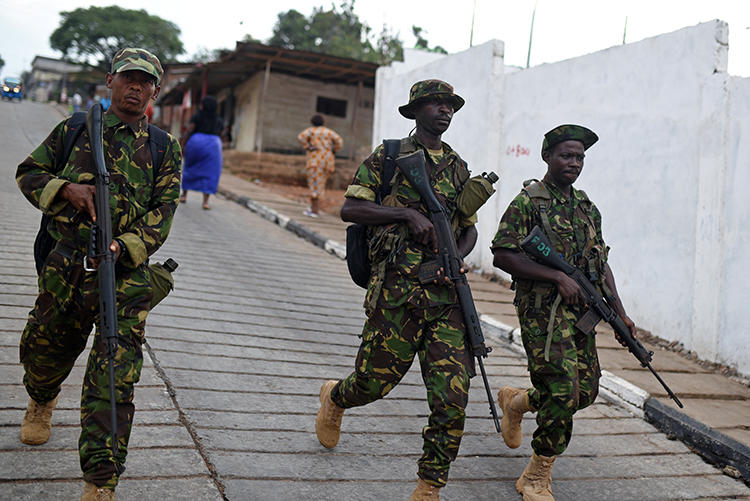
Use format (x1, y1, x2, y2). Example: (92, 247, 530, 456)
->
(86, 241, 122, 270)
(613, 313, 637, 347)
(555, 272, 585, 305)
(435, 259, 467, 284)
(406, 209, 438, 253)
(60, 183, 97, 221)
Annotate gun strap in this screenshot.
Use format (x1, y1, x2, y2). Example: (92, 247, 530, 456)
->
(544, 293, 562, 362)
(377, 139, 401, 203)
(147, 124, 169, 170)
(538, 202, 566, 255)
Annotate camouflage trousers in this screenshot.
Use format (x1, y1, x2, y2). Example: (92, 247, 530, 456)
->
(519, 309, 600, 457)
(20, 245, 151, 489)
(331, 300, 472, 488)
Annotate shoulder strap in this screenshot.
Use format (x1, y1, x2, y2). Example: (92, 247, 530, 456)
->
(522, 180, 563, 251)
(148, 124, 169, 168)
(55, 114, 169, 170)
(522, 179, 550, 200)
(377, 139, 400, 203)
(55, 111, 87, 170)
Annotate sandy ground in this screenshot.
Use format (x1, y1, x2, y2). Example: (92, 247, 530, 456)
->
(240, 177, 347, 216)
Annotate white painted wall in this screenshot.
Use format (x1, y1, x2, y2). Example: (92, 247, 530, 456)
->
(719, 74, 750, 373)
(372, 21, 750, 376)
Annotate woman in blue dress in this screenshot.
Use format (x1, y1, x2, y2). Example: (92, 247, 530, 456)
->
(180, 95, 224, 209)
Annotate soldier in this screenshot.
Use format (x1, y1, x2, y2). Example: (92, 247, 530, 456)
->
(491, 125, 635, 500)
(315, 80, 478, 500)
(16, 48, 181, 500)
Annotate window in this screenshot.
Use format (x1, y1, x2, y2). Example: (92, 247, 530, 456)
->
(316, 96, 347, 118)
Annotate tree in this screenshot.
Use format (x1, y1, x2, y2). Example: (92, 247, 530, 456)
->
(50, 6, 184, 70)
(412, 26, 448, 54)
(190, 47, 228, 64)
(267, 1, 403, 64)
(0, 54, 5, 73)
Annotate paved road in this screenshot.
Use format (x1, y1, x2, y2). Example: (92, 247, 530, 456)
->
(0, 100, 747, 500)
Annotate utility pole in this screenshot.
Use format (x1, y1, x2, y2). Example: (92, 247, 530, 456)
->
(469, 0, 477, 47)
(526, 0, 538, 68)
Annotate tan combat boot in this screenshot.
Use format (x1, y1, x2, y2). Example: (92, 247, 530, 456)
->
(516, 452, 556, 501)
(20, 395, 58, 445)
(497, 386, 531, 449)
(409, 478, 441, 500)
(81, 481, 115, 500)
(315, 380, 345, 448)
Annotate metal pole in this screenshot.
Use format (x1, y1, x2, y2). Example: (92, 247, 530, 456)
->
(469, 0, 477, 47)
(526, 0, 538, 68)
(255, 60, 271, 155)
(349, 80, 362, 160)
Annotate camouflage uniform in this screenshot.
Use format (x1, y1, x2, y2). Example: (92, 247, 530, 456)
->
(16, 110, 181, 489)
(333, 135, 477, 487)
(491, 177, 608, 457)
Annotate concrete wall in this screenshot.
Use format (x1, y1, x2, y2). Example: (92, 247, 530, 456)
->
(372, 21, 750, 376)
(234, 73, 262, 152)
(719, 75, 750, 373)
(233, 72, 374, 158)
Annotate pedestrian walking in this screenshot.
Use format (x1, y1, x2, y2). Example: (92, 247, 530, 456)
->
(490, 125, 635, 501)
(180, 95, 224, 210)
(297, 114, 343, 217)
(15, 47, 182, 500)
(316, 80, 478, 500)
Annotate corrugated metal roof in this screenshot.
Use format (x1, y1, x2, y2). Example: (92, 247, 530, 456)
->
(158, 42, 378, 105)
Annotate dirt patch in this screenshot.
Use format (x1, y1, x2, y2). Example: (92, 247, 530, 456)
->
(224, 150, 354, 216)
(255, 180, 348, 216)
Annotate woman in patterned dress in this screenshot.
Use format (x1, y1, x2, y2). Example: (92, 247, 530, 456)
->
(297, 114, 343, 217)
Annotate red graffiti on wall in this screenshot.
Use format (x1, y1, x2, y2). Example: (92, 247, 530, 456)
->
(506, 144, 530, 157)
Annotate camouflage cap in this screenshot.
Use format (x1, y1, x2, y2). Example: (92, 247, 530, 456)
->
(541, 124, 598, 158)
(398, 79, 465, 119)
(110, 48, 163, 84)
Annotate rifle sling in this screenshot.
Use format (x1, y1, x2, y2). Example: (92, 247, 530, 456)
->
(544, 293, 562, 362)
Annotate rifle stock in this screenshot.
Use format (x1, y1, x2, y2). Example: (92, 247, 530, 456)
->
(520, 226, 683, 408)
(86, 103, 121, 459)
(396, 150, 501, 432)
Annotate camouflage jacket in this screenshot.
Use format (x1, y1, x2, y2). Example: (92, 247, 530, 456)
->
(16, 111, 182, 269)
(345, 136, 476, 310)
(491, 179, 609, 318)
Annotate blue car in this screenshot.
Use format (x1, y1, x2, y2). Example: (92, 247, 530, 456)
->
(2, 77, 23, 100)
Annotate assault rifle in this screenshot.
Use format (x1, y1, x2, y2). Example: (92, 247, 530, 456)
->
(83, 103, 121, 459)
(520, 226, 683, 408)
(396, 150, 502, 432)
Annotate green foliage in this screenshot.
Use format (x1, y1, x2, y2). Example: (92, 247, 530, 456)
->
(242, 34, 262, 44)
(50, 6, 184, 70)
(267, 1, 403, 64)
(190, 47, 227, 63)
(412, 26, 448, 54)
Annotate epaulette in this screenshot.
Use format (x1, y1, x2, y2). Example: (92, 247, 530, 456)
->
(522, 179, 550, 200)
(399, 136, 417, 155)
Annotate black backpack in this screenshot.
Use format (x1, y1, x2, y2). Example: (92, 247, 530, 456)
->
(33, 112, 170, 274)
(345, 139, 400, 288)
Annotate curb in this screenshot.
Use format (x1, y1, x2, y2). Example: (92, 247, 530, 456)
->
(218, 187, 346, 259)
(218, 184, 747, 484)
(645, 398, 750, 482)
